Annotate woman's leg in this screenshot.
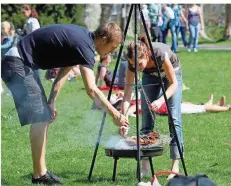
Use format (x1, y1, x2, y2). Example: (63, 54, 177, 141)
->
(188, 24, 194, 51)
(204, 105, 231, 112)
(180, 26, 187, 47)
(170, 25, 177, 53)
(215, 96, 226, 106)
(165, 69, 183, 178)
(204, 94, 214, 106)
(193, 24, 200, 51)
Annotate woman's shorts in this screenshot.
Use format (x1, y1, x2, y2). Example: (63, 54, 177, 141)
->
(1, 56, 52, 126)
(181, 103, 206, 114)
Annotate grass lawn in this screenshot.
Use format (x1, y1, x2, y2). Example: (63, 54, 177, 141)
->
(1, 50, 231, 186)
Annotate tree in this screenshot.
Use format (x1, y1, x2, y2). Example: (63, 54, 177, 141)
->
(1, 4, 85, 29)
(223, 4, 231, 40)
(199, 4, 212, 41)
(100, 4, 113, 25)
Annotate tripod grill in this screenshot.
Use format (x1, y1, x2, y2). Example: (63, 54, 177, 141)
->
(88, 4, 188, 183)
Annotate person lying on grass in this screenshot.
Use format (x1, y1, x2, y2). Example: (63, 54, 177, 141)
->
(111, 92, 231, 116)
(1, 23, 128, 185)
(156, 94, 231, 115)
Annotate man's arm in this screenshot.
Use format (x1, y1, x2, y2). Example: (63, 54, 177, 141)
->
(48, 67, 72, 104)
(79, 65, 121, 121)
(121, 68, 135, 118)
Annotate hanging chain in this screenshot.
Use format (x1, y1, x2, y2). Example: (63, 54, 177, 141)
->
(138, 81, 159, 132)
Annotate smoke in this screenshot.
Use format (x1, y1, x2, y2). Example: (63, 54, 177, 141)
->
(73, 109, 121, 148)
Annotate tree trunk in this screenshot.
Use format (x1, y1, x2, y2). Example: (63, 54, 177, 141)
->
(100, 4, 113, 25)
(84, 4, 101, 31)
(199, 4, 213, 41)
(223, 4, 231, 40)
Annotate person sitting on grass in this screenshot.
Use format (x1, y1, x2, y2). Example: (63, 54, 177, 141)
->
(95, 54, 113, 88)
(2, 23, 128, 185)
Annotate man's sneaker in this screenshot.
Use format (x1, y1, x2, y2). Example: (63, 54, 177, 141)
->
(32, 171, 62, 185)
(187, 48, 191, 52)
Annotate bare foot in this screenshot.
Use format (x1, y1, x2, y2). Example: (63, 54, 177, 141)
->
(205, 94, 213, 106)
(217, 96, 226, 106)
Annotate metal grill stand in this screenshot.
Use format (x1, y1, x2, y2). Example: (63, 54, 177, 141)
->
(88, 4, 188, 183)
(105, 147, 164, 181)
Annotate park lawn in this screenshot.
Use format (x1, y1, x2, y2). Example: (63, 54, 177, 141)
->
(1, 50, 231, 186)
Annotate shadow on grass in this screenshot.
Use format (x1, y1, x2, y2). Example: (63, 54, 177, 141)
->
(21, 173, 32, 182)
(1, 178, 10, 185)
(72, 172, 133, 184)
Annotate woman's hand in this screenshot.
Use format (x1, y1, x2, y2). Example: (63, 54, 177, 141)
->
(150, 99, 164, 112)
(48, 103, 58, 123)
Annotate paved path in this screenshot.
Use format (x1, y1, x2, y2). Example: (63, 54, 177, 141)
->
(178, 44, 231, 51)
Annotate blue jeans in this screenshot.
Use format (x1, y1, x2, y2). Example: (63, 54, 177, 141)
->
(141, 69, 183, 160)
(188, 24, 200, 49)
(169, 25, 180, 53)
(179, 26, 188, 47)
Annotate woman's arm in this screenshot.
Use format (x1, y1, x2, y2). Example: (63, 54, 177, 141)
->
(151, 53, 178, 111)
(121, 68, 135, 118)
(159, 54, 178, 102)
(198, 7, 204, 30)
(180, 8, 188, 25)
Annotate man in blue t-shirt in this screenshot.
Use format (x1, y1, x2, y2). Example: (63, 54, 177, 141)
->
(1, 23, 128, 185)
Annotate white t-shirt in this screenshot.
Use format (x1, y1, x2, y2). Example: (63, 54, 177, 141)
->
(181, 103, 206, 114)
(163, 7, 174, 20)
(24, 17, 40, 35)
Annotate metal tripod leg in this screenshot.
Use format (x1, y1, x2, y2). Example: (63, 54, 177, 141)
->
(138, 4, 188, 176)
(87, 4, 134, 181)
(112, 157, 119, 182)
(149, 157, 155, 177)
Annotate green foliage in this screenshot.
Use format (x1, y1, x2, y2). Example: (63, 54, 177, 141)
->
(1, 4, 85, 29)
(206, 25, 226, 41)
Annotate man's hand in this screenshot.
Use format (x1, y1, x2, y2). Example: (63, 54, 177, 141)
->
(113, 113, 129, 126)
(119, 124, 129, 137)
(113, 113, 129, 137)
(48, 103, 57, 123)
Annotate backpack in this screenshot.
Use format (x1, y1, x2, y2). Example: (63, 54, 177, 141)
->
(150, 171, 217, 186)
(166, 174, 217, 186)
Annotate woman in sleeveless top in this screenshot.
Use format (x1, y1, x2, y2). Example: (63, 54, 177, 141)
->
(186, 4, 204, 52)
(121, 36, 183, 179)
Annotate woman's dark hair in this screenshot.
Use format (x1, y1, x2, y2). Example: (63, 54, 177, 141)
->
(126, 35, 150, 60)
(23, 4, 39, 19)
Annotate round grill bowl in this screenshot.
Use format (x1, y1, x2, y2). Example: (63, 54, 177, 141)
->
(105, 146, 164, 158)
